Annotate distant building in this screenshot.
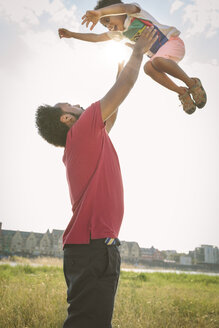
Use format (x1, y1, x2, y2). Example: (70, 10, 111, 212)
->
(1, 222, 218, 267)
(180, 256, 192, 266)
(0, 224, 142, 261)
(140, 246, 164, 262)
(203, 245, 215, 263)
(120, 241, 140, 261)
(0, 223, 63, 258)
(163, 250, 177, 260)
(194, 245, 219, 264)
(194, 247, 204, 263)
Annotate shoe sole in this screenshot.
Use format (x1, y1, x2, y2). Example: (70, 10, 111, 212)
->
(184, 107, 196, 115)
(190, 78, 207, 109)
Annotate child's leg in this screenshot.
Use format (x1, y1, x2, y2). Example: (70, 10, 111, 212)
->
(144, 60, 196, 114)
(144, 60, 187, 95)
(151, 57, 195, 89)
(144, 36, 193, 93)
(146, 36, 207, 111)
(147, 57, 207, 109)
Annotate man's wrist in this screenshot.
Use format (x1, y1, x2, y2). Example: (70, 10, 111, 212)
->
(132, 49, 144, 58)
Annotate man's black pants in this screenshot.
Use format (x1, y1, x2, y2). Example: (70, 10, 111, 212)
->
(63, 239, 121, 328)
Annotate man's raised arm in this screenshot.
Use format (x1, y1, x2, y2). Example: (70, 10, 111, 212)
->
(100, 27, 157, 122)
(105, 61, 124, 134)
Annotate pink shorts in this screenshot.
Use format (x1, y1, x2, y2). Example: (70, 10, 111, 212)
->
(150, 36, 185, 63)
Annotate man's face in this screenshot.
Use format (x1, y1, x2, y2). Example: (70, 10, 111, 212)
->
(55, 103, 85, 120)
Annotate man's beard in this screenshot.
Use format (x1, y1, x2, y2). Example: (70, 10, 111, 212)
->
(73, 111, 84, 121)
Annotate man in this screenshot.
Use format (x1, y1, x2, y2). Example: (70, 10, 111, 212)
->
(36, 27, 157, 328)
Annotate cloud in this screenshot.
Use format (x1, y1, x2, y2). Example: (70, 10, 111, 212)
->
(0, 0, 78, 29)
(0, 0, 80, 74)
(170, 0, 184, 14)
(211, 58, 218, 65)
(182, 0, 219, 38)
(0, 0, 40, 27)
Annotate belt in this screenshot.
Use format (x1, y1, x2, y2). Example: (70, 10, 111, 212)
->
(64, 238, 121, 248)
(89, 238, 121, 246)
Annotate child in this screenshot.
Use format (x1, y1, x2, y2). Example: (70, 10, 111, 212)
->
(59, 0, 207, 114)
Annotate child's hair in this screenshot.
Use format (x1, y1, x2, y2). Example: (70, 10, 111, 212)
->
(35, 105, 69, 147)
(95, 0, 123, 10)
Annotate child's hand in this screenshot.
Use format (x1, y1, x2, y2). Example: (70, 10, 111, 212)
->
(81, 10, 101, 30)
(133, 26, 158, 55)
(58, 28, 72, 39)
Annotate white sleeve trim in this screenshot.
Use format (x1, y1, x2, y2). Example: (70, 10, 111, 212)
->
(107, 31, 124, 41)
(129, 2, 142, 15)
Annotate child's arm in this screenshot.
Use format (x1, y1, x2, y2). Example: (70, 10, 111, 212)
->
(82, 4, 140, 30)
(58, 28, 110, 42)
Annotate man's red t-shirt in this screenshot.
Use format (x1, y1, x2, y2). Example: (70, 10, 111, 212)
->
(62, 101, 124, 245)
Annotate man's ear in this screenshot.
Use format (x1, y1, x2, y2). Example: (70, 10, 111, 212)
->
(60, 114, 75, 125)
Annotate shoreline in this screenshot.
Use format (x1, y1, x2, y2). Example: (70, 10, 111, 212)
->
(122, 267, 219, 276)
(1, 260, 219, 276)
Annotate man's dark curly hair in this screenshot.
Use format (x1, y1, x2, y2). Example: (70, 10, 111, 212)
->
(95, 0, 123, 10)
(35, 105, 69, 147)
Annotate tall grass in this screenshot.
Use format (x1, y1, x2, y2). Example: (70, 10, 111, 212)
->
(0, 264, 218, 327)
(114, 271, 219, 328)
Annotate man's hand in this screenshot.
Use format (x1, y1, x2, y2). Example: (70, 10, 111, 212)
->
(58, 28, 73, 39)
(133, 26, 158, 55)
(81, 10, 101, 30)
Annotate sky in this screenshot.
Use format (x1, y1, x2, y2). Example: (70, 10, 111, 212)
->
(0, 0, 219, 253)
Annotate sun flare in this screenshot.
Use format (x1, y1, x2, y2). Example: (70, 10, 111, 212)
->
(102, 41, 132, 65)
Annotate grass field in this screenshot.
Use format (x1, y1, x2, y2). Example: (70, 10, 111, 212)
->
(0, 259, 219, 328)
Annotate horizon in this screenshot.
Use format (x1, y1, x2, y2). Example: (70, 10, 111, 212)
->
(1, 221, 218, 254)
(0, 0, 219, 253)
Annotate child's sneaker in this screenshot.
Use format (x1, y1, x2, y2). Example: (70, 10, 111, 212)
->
(189, 78, 207, 108)
(178, 90, 196, 114)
